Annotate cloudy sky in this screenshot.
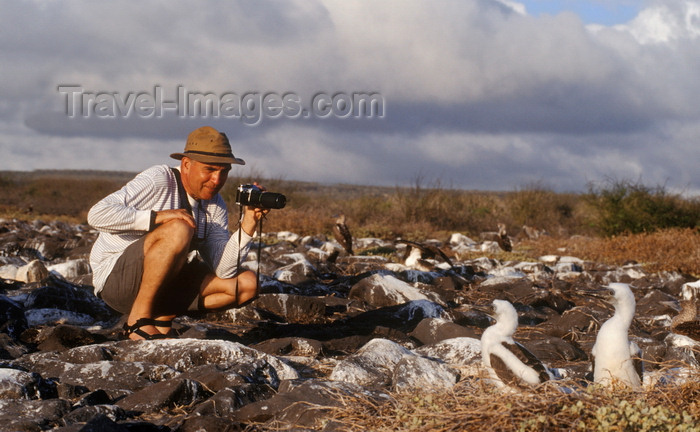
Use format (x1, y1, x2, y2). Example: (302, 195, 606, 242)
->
(2, 0, 700, 193)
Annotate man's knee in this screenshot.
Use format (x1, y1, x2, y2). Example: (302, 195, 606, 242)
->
(233, 271, 258, 303)
(145, 219, 194, 254)
(161, 218, 195, 237)
(199, 271, 259, 310)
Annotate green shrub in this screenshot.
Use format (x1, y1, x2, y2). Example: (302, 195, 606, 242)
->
(585, 179, 700, 236)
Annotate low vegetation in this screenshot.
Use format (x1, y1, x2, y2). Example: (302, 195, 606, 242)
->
(320, 378, 699, 432)
(521, 228, 700, 276)
(2, 171, 699, 274)
(585, 179, 700, 236)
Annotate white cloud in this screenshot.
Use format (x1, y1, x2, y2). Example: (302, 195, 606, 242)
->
(614, 0, 700, 43)
(494, 0, 527, 16)
(2, 0, 700, 195)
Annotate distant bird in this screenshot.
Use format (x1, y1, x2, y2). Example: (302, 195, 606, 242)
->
(590, 283, 643, 389)
(403, 245, 433, 272)
(397, 239, 454, 271)
(663, 281, 700, 367)
(332, 213, 353, 255)
(497, 223, 512, 252)
(480, 223, 512, 252)
(521, 225, 547, 240)
(671, 281, 700, 341)
(480, 299, 551, 388)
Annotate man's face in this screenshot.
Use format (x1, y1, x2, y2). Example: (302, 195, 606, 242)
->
(181, 158, 231, 200)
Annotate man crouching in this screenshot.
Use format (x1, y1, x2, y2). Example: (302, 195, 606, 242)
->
(88, 126, 268, 340)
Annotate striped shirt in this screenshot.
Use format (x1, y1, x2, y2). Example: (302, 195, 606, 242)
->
(87, 164, 253, 295)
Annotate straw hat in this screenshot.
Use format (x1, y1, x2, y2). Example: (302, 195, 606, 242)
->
(170, 126, 245, 165)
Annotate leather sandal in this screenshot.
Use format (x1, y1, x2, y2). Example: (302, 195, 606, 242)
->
(122, 317, 173, 340)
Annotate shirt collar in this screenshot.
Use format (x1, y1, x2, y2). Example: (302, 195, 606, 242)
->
(174, 166, 204, 209)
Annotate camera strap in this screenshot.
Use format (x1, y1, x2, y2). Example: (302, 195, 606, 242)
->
(236, 205, 264, 305)
(170, 167, 192, 214)
(171, 167, 207, 249)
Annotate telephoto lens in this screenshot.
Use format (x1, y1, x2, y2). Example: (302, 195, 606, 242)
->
(236, 184, 286, 209)
(256, 190, 286, 209)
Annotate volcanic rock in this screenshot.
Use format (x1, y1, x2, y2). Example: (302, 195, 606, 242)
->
(409, 317, 479, 344)
(0, 220, 697, 430)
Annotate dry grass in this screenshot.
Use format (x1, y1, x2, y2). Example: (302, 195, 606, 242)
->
(4, 171, 700, 275)
(520, 228, 700, 276)
(0, 170, 132, 222)
(318, 378, 700, 432)
(252, 182, 589, 241)
(0, 171, 588, 238)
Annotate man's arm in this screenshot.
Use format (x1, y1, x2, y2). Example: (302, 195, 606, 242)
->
(240, 205, 268, 236)
(88, 166, 193, 234)
(88, 182, 153, 234)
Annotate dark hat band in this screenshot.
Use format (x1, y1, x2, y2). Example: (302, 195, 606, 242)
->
(185, 150, 234, 158)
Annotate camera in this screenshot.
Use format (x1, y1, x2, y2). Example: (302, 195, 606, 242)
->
(235, 184, 286, 209)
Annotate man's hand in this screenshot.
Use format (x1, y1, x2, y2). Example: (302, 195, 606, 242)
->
(153, 209, 196, 229)
(240, 182, 271, 236)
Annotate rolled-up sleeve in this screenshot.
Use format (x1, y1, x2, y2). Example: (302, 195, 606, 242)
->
(88, 171, 159, 234)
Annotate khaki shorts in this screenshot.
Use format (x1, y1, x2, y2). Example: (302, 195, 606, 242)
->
(99, 235, 210, 314)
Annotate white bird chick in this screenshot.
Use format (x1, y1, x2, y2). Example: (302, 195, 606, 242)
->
(480, 299, 550, 388)
(591, 283, 643, 389)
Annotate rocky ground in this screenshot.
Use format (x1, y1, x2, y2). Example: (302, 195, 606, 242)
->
(0, 218, 698, 431)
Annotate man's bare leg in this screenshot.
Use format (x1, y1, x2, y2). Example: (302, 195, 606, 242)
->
(126, 219, 193, 340)
(198, 270, 258, 310)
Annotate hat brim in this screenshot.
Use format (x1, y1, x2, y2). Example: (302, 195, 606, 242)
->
(170, 152, 245, 166)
